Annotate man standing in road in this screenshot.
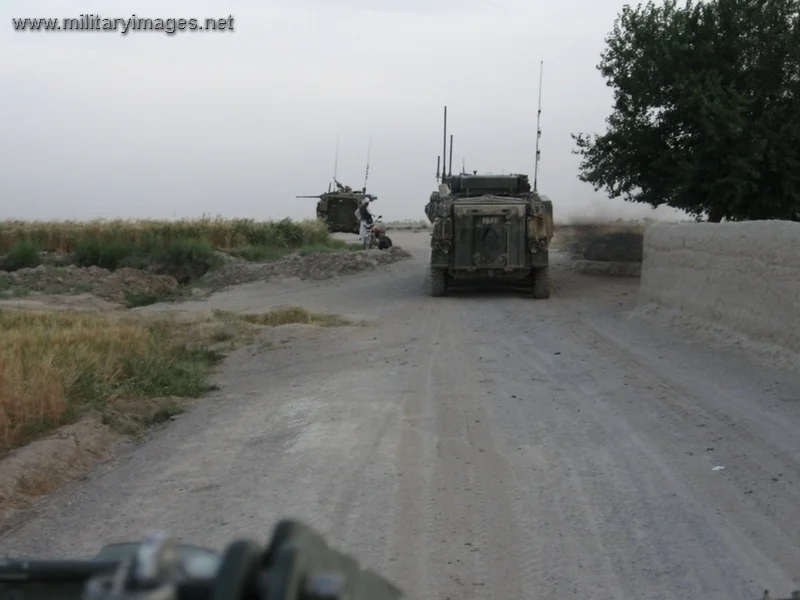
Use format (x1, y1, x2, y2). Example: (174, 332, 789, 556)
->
(355, 197, 374, 249)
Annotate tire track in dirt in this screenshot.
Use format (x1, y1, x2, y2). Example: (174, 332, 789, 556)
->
(498, 331, 715, 598)
(457, 305, 631, 598)
(379, 305, 441, 599)
(420, 301, 534, 600)
(490, 305, 797, 598)
(561, 313, 800, 589)
(321, 299, 457, 569)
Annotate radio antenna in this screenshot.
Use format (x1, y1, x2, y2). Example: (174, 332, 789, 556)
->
(533, 60, 543, 193)
(363, 138, 372, 192)
(442, 106, 447, 181)
(333, 134, 339, 181)
(448, 134, 453, 177)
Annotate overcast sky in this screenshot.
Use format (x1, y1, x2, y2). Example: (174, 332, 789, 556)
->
(1, 0, 685, 223)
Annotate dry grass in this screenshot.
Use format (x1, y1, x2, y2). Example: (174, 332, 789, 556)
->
(0, 303, 357, 518)
(0, 305, 357, 459)
(0, 216, 332, 254)
(0, 309, 223, 457)
(211, 306, 357, 328)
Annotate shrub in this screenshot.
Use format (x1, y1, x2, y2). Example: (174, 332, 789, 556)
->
(3, 241, 41, 271)
(0, 309, 222, 456)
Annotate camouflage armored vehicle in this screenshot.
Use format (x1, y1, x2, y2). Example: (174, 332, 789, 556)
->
(297, 179, 376, 234)
(428, 172, 554, 298)
(428, 91, 553, 298)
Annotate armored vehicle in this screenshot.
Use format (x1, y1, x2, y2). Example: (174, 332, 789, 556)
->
(297, 179, 377, 234)
(427, 100, 553, 298)
(429, 172, 553, 298)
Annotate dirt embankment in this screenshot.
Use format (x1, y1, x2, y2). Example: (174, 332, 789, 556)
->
(1, 265, 179, 303)
(0, 247, 412, 310)
(200, 246, 412, 291)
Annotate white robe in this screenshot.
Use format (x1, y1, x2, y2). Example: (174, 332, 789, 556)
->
(355, 205, 371, 243)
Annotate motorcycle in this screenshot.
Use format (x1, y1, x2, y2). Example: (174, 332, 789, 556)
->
(363, 216, 393, 250)
(0, 519, 795, 600)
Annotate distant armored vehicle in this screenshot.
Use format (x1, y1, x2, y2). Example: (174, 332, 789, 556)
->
(296, 179, 377, 234)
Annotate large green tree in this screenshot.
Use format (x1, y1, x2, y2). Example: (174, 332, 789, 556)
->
(572, 0, 800, 221)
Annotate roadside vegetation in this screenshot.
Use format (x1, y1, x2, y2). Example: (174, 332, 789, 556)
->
(235, 306, 357, 327)
(0, 217, 359, 306)
(571, 0, 800, 222)
(0, 216, 335, 256)
(0, 217, 405, 461)
(0, 305, 354, 458)
(0, 309, 220, 456)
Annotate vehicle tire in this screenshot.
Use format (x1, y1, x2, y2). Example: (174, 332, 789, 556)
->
(378, 236, 393, 250)
(532, 266, 550, 299)
(430, 268, 447, 296)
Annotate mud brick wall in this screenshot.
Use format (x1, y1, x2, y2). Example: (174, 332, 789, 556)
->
(637, 221, 800, 356)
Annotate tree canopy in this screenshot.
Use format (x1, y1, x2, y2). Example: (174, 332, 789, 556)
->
(572, 0, 800, 221)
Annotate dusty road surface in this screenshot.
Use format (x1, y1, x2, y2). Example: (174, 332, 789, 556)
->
(2, 231, 800, 600)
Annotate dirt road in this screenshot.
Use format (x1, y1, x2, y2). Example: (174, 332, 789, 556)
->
(2, 231, 800, 599)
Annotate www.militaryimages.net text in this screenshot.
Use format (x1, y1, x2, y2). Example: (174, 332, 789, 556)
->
(11, 15, 235, 35)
